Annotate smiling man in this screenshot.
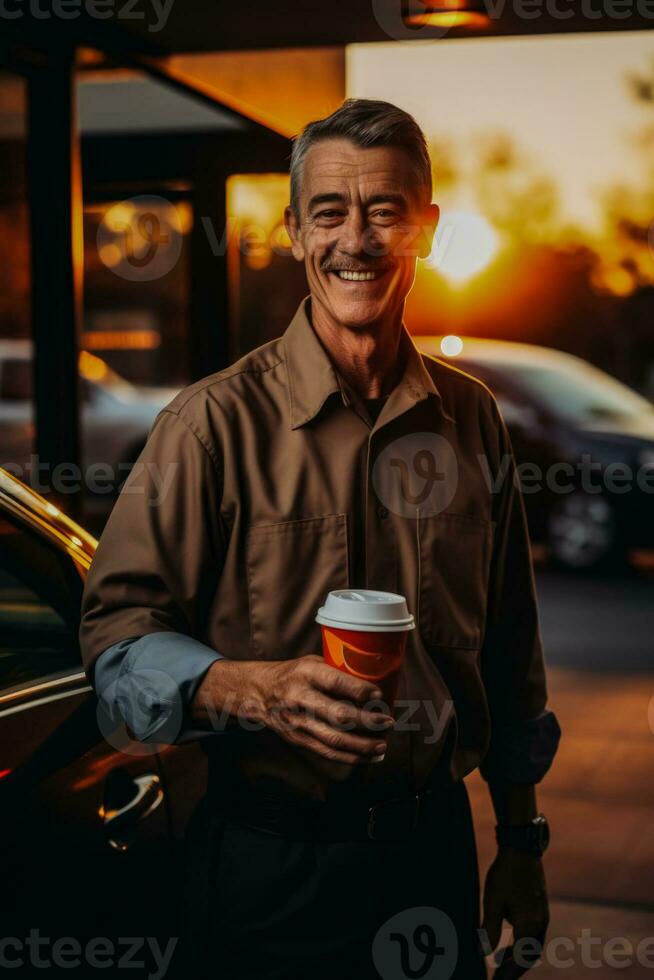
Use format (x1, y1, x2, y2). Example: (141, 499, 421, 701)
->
(80, 99, 561, 980)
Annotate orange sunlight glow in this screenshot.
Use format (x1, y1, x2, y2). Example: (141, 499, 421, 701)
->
(428, 210, 500, 285)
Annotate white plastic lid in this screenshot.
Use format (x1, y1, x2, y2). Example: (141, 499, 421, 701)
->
(315, 589, 415, 633)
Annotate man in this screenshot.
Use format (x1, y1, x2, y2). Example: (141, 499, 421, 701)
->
(80, 98, 561, 980)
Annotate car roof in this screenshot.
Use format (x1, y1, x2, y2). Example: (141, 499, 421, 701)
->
(0, 338, 32, 358)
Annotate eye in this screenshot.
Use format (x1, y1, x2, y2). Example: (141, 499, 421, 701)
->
(316, 210, 344, 219)
(371, 209, 400, 222)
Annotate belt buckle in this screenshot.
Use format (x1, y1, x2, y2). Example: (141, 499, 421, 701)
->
(367, 793, 421, 841)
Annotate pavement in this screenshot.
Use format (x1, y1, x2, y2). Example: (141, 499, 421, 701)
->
(466, 561, 654, 977)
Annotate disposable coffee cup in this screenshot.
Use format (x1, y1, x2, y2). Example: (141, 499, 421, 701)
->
(315, 589, 415, 717)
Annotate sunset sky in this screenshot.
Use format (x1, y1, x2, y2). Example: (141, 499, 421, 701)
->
(347, 31, 654, 233)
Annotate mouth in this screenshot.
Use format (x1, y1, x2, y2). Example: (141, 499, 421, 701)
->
(327, 268, 389, 283)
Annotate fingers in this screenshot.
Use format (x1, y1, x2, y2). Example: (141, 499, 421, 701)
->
(272, 656, 395, 764)
(511, 915, 547, 967)
(308, 657, 391, 709)
(494, 917, 547, 978)
(493, 947, 539, 979)
(279, 715, 387, 765)
(303, 688, 394, 736)
(291, 712, 389, 762)
(493, 946, 529, 980)
(515, 919, 548, 953)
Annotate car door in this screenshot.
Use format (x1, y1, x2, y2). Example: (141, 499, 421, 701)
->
(0, 355, 34, 478)
(0, 508, 183, 972)
(456, 359, 556, 540)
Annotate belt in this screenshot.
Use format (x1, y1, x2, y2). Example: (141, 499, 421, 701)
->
(210, 778, 458, 843)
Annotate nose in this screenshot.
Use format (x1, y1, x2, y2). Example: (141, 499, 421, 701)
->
(337, 209, 381, 261)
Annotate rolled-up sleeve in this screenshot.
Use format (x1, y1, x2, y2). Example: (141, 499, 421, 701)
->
(93, 633, 225, 744)
(478, 400, 562, 784)
(79, 407, 228, 742)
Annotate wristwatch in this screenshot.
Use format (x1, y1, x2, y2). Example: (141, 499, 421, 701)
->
(495, 814, 550, 857)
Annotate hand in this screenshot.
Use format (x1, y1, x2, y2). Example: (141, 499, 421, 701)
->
(256, 654, 395, 763)
(481, 848, 549, 978)
(191, 654, 394, 765)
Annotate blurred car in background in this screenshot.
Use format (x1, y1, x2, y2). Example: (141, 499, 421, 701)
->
(417, 336, 654, 570)
(0, 339, 180, 521)
(0, 467, 204, 972)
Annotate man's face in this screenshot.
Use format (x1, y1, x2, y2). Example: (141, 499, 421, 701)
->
(284, 138, 439, 330)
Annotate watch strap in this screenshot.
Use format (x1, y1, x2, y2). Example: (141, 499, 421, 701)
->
(495, 814, 549, 856)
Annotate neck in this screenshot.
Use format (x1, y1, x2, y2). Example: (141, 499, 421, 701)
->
(309, 296, 407, 399)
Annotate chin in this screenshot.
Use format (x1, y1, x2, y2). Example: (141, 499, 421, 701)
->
(332, 304, 386, 329)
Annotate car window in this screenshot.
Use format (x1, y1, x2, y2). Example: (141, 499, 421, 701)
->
(505, 360, 654, 424)
(0, 515, 82, 691)
(456, 360, 531, 421)
(0, 359, 32, 401)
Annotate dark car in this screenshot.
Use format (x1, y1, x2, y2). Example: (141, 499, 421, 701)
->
(0, 468, 204, 976)
(0, 339, 181, 528)
(417, 337, 654, 570)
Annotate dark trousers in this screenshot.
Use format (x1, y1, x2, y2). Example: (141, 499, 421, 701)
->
(178, 779, 488, 980)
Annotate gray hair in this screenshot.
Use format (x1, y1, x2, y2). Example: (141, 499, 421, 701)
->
(289, 98, 432, 216)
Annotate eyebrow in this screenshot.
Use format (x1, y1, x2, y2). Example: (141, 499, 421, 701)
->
(307, 191, 410, 213)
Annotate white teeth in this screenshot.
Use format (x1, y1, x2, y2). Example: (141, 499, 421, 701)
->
(336, 270, 379, 281)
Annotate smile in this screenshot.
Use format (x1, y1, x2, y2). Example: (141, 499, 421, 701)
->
(333, 270, 383, 281)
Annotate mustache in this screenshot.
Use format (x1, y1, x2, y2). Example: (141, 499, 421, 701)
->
(321, 261, 394, 273)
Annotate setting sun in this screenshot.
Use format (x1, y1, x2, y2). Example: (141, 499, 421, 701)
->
(428, 210, 500, 285)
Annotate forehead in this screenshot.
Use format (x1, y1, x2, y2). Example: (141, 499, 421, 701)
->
(300, 138, 418, 200)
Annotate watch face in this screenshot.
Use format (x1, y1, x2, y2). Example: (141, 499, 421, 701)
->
(533, 815, 550, 852)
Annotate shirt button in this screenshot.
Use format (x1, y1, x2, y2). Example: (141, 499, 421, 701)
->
(377, 504, 389, 519)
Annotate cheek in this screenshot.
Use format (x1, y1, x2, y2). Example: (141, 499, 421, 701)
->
(306, 227, 333, 251)
(387, 225, 422, 265)
(363, 229, 408, 276)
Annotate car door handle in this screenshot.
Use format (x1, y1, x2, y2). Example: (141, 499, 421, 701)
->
(102, 772, 164, 852)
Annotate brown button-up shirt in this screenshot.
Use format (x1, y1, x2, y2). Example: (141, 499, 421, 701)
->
(80, 295, 557, 804)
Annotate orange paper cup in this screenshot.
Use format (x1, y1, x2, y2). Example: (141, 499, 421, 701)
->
(315, 589, 415, 713)
(320, 623, 408, 710)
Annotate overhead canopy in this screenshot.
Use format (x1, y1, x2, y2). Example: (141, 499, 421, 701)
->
(77, 74, 246, 135)
(109, 0, 654, 52)
(2, 1, 653, 61)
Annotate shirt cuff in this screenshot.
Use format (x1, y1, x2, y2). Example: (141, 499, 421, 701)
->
(478, 708, 562, 784)
(93, 631, 225, 745)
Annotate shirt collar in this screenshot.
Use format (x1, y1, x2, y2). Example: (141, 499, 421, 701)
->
(282, 294, 455, 430)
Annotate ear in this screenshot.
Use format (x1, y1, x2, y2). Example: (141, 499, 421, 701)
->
(284, 205, 305, 262)
(417, 202, 439, 261)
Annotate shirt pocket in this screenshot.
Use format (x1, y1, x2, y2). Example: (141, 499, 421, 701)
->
(245, 513, 350, 660)
(417, 511, 495, 651)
